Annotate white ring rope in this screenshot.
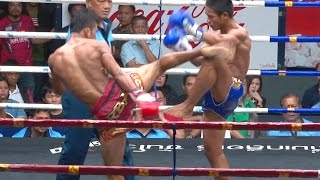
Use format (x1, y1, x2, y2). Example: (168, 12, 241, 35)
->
(0, 0, 265, 7)
(0, 31, 273, 42)
(1, 103, 62, 110)
(3, 103, 269, 114)
(0, 66, 262, 75)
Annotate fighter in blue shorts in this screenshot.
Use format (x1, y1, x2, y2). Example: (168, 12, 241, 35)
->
(163, 1, 252, 179)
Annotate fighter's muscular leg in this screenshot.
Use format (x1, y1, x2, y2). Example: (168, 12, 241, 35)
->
(163, 46, 233, 118)
(203, 111, 229, 180)
(100, 134, 126, 180)
(134, 49, 202, 91)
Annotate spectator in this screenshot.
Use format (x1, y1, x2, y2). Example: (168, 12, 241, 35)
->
(0, 100, 14, 137)
(112, 5, 135, 67)
(0, 75, 26, 137)
(120, 15, 161, 67)
(267, 93, 320, 137)
(227, 77, 256, 138)
(41, 84, 62, 118)
(151, 89, 184, 138)
(155, 74, 178, 105)
(49, 3, 86, 54)
(171, 74, 202, 138)
(2, 59, 24, 103)
(22, 2, 55, 102)
(126, 89, 185, 139)
(126, 89, 170, 138)
(41, 84, 66, 135)
(301, 62, 320, 108)
(244, 75, 266, 107)
(171, 74, 201, 105)
(12, 109, 63, 138)
(0, 75, 26, 118)
(0, 2, 49, 104)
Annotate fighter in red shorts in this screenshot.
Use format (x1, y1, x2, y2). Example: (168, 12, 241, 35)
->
(49, 9, 207, 180)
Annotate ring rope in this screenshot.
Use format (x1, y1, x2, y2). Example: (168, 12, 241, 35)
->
(1, 119, 319, 131)
(3, 103, 320, 115)
(3, 66, 320, 77)
(0, 164, 319, 178)
(0, 0, 319, 7)
(0, 32, 319, 42)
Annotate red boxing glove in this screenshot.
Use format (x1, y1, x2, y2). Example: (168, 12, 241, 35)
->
(131, 89, 160, 120)
(137, 101, 160, 120)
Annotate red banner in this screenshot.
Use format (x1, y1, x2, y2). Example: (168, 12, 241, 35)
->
(285, 0, 320, 68)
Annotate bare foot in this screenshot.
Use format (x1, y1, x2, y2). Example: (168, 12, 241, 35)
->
(162, 103, 193, 121)
(201, 46, 230, 60)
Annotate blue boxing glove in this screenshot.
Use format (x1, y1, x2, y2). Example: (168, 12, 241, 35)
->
(164, 27, 192, 52)
(168, 9, 203, 41)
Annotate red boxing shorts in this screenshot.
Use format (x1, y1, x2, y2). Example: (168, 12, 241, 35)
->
(92, 73, 144, 140)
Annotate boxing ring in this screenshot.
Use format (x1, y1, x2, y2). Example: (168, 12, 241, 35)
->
(0, 0, 320, 179)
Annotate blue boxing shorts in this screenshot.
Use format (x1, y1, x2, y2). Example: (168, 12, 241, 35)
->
(202, 77, 243, 119)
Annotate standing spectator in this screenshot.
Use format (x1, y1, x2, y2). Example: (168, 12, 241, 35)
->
(56, 1, 135, 180)
(244, 75, 266, 107)
(22, 2, 55, 102)
(155, 74, 178, 105)
(12, 109, 63, 138)
(2, 59, 24, 103)
(301, 62, 320, 108)
(112, 5, 135, 67)
(49, 3, 86, 54)
(267, 93, 320, 137)
(0, 2, 49, 103)
(120, 15, 161, 67)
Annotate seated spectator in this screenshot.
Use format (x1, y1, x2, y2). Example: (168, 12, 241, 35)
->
(126, 111, 169, 138)
(120, 15, 161, 67)
(244, 75, 266, 107)
(12, 109, 63, 138)
(126, 89, 183, 138)
(267, 93, 320, 137)
(150, 89, 184, 138)
(0, 75, 26, 137)
(302, 62, 320, 108)
(2, 59, 24, 103)
(171, 74, 201, 105)
(41, 84, 66, 135)
(155, 74, 178, 105)
(227, 77, 256, 138)
(0, 76, 26, 118)
(112, 5, 135, 67)
(0, 103, 14, 137)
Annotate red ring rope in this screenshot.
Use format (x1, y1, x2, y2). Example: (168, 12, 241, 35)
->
(0, 118, 318, 131)
(0, 164, 318, 178)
